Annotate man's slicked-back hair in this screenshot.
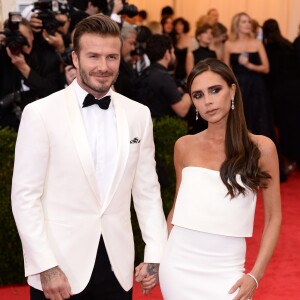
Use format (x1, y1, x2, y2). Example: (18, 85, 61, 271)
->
(73, 13, 121, 54)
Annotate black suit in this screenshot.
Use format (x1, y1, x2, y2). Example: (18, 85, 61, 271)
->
(114, 58, 137, 100)
(30, 237, 132, 300)
(0, 34, 61, 130)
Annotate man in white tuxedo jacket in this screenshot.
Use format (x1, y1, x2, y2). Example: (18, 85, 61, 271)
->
(11, 14, 167, 300)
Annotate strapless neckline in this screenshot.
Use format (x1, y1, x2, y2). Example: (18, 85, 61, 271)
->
(183, 166, 220, 173)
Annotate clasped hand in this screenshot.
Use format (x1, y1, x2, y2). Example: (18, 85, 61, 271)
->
(135, 262, 159, 295)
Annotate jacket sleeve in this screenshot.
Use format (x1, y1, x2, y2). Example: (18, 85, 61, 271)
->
(11, 103, 58, 276)
(131, 107, 168, 262)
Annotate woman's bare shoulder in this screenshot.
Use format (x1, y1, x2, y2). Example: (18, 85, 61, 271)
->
(250, 133, 274, 149)
(249, 133, 277, 163)
(175, 134, 193, 149)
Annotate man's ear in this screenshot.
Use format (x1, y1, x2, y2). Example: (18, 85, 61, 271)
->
(71, 51, 78, 69)
(163, 49, 170, 61)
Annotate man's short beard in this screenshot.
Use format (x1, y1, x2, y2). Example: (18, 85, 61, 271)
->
(79, 67, 118, 94)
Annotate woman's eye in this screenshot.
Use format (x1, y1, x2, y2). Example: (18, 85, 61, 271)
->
(192, 92, 203, 99)
(211, 87, 221, 94)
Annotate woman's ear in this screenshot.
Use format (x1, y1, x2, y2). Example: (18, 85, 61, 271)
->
(231, 83, 236, 99)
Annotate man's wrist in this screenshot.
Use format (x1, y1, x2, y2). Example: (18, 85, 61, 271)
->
(146, 263, 159, 275)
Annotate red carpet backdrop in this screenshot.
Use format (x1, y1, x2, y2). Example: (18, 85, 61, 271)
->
(1, 171, 299, 300)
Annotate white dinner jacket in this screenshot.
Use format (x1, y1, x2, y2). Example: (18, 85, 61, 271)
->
(11, 81, 167, 293)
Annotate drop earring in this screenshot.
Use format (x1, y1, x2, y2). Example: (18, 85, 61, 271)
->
(196, 110, 199, 120)
(231, 98, 235, 110)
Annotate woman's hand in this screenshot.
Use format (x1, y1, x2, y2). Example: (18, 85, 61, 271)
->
(228, 274, 257, 300)
(238, 53, 249, 66)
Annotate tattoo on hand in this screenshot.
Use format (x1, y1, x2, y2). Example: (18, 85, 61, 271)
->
(40, 266, 62, 285)
(147, 263, 159, 276)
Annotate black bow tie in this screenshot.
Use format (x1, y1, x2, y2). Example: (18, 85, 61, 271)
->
(82, 94, 111, 110)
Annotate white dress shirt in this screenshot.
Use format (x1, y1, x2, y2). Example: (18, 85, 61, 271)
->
(74, 80, 118, 205)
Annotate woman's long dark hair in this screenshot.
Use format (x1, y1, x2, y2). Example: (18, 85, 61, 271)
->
(263, 18, 293, 49)
(187, 58, 271, 198)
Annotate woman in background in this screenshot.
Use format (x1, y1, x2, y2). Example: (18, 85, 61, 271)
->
(223, 12, 274, 138)
(171, 17, 195, 86)
(186, 23, 217, 75)
(210, 22, 228, 60)
(263, 18, 300, 172)
(161, 15, 173, 36)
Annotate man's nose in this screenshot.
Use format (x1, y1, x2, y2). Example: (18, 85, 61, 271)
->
(97, 57, 109, 71)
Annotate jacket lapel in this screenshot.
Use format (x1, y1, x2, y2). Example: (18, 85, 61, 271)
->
(64, 83, 102, 212)
(101, 92, 129, 214)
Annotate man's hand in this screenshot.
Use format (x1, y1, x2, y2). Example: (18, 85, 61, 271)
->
(42, 30, 65, 53)
(6, 47, 31, 79)
(64, 65, 76, 85)
(112, 0, 124, 14)
(135, 263, 159, 295)
(29, 13, 43, 32)
(40, 266, 73, 300)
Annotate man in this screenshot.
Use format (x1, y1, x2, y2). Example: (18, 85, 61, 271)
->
(114, 23, 138, 99)
(0, 17, 61, 130)
(69, 0, 124, 32)
(137, 34, 191, 119)
(11, 14, 167, 299)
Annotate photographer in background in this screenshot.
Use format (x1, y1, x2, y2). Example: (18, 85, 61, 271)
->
(28, 0, 74, 89)
(114, 23, 137, 99)
(0, 12, 60, 130)
(69, 0, 124, 31)
(29, 0, 71, 54)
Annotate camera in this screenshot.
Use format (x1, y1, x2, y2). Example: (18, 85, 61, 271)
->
(101, 0, 138, 18)
(0, 91, 21, 109)
(0, 12, 29, 55)
(32, 0, 69, 35)
(0, 91, 22, 120)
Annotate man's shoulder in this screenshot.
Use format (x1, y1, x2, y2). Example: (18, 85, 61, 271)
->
(112, 90, 148, 110)
(25, 86, 68, 111)
(147, 64, 175, 85)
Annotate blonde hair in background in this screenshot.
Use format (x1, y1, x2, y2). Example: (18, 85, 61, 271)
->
(230, 12, 254, 40)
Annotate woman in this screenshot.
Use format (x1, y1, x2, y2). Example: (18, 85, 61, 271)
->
(148, 59, 281, 299)
(223, 12, 274, 139)
(263, 18, 300, 171)
(171, 17, 196, 85)
(186, 23, 217, 75)
(210, 22, 228, 60)
(161, 15, 173, 36)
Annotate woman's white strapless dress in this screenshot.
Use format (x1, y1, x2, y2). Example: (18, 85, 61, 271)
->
(159, 167, 257, 300)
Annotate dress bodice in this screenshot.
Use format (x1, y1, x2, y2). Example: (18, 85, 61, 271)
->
(174, 47, 188, 80)
(172, 167, 257, 237)
(193, 46, 217, 65)
(230, 52, 261, 75)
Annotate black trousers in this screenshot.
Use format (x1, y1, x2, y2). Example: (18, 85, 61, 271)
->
(30, 236, 132, 300)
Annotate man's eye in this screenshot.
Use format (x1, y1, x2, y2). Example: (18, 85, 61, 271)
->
(108, 55, 117, 60)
